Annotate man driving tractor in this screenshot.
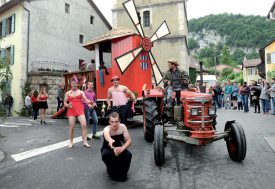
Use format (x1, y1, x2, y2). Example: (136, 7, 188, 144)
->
(163, 58, 191, 107)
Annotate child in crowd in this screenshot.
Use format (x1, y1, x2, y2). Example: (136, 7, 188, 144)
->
(237, 94, 243, 111)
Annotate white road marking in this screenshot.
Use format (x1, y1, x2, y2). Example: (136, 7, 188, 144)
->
(11, 131, 103, 162)
(4, 122, 32, 126)
(264, 136, 275, 152)
(0, 124, 19, 128)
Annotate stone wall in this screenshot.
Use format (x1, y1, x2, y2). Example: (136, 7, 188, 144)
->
(28, 71, 65, 115)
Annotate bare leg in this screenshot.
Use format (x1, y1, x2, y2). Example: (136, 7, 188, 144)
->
(78, 115, 90, 148)
(42, 109, 46, 122)
(68, 116, 76, 148)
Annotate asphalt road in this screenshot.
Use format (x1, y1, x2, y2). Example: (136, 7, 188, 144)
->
(0, 109, 275, 189)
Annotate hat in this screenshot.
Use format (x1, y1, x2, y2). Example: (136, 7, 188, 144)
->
(111, 75, 120, 82)
(168, 58, 179, 66)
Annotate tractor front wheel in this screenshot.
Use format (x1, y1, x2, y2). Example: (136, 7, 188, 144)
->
(154, 124, 165, 166)
(224, 121, 246, 162)
(144, 98, 159, 142)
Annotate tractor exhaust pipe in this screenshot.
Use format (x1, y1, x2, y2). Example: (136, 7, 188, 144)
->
(199, 61, 206, 93)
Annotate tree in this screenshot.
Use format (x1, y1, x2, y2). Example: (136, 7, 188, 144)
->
(188, 38, 199, 50)
(232, 49, 245, 65)
(0, 62, 13, 118)
(220, 46, 233, 65)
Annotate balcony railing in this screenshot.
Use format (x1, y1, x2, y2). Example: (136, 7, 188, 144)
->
(30, 61, 78, 73)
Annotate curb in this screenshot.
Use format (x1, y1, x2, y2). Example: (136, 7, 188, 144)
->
(0, 150, 4, 162)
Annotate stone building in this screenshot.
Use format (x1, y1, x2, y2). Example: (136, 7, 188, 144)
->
(0, 0, 111, 115)
(112, 0, 190, 73)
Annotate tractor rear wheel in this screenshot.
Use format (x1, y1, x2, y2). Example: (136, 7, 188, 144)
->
(224, 121, 246, 162)
(144, 98, 159, 142)
(154, 124, 165, 166)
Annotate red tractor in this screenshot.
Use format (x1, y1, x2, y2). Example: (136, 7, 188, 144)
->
(143, 88, 247, 166)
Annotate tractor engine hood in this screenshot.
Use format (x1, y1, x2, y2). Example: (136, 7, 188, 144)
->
(179, 91, 212, 101)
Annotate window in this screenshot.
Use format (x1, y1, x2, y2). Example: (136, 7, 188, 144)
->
(0, 45, 14, 65)
(1, 14, 15, 38)
(90, 16, 94, 24)
(248, 68, 255, 76)
(6, 16, 12, 34)
(140, 53, 148, 70)
(65, 3, 70, 13)
(79, 35, 84, 44)
(271, 52, 275, 64)
(143, 11, 150, 27)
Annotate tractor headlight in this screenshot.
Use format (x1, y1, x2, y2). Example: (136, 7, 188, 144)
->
(208, 107, 216, 115)
(190, 108, 199, 116)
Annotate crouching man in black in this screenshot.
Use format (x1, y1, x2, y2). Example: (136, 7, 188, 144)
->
(101, 112, 132, 182)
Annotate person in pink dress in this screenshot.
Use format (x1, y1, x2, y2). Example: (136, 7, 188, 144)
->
(64, 79, 93, 148)
(107, 75, 136, 124)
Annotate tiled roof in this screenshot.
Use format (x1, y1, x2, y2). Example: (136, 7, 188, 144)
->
(215, 64, 241, 73)
(83, 27, 137, 50)
(242, 58, 261, 68)
(189, 56, 207, 72)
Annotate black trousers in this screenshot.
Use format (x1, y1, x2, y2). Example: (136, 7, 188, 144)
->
(112, 105, 128, 124)
(57, 97, 64, 112)
(253, 100, 260, 112)
(32, 103, 39, 120)
(101, 148, 132, 181)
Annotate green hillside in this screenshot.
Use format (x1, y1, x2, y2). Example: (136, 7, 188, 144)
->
(188, 13, 275, 67)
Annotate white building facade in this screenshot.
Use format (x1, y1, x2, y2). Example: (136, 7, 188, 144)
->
(0, 0, 111, 115)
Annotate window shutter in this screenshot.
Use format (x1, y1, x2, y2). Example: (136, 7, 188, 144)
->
(1, 49, 6, 63)
(267, 53, 271, 64)
(11, 14, 15, 33)
(2, 19, 6, 37)
(10, 45, 14, 65)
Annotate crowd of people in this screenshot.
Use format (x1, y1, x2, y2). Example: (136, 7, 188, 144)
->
(208, 78, 275, 115)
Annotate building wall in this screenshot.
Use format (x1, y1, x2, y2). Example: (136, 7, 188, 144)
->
(243, 67, 260, 84)
(28, 72, 64, 115)
(265, 41, 275, 79)
(0, 5, 25, 115)
(0, 0, 111, 115)
(113, 0, 189, 73)
(24, 0, 110, 69)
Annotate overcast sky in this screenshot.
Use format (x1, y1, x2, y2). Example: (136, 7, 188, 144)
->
(93, 0, 275, 25)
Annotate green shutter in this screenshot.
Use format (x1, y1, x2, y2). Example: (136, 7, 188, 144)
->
(11, 14, 15, 33)
(2, 19, 6, 37)
(0, 49, 6, 64)
(10, 45, 14, 65)
(0, 49, 4, 64)
(267, 53, 271, 64)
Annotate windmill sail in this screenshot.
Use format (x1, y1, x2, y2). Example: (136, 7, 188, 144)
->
(123, 0, 145, 38)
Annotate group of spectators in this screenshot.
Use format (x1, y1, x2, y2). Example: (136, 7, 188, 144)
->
(208, 78, 275, 115)
(24, 88, 49, 124)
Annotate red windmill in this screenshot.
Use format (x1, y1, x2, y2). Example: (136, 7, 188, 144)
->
(115, 0, 171, 86)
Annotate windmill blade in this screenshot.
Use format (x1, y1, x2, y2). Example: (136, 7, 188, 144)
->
(123, 0, 145, 38)
(115, 46, 143, 74)
(150, 21, 170, 43)
(149, 51, 163, 86)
